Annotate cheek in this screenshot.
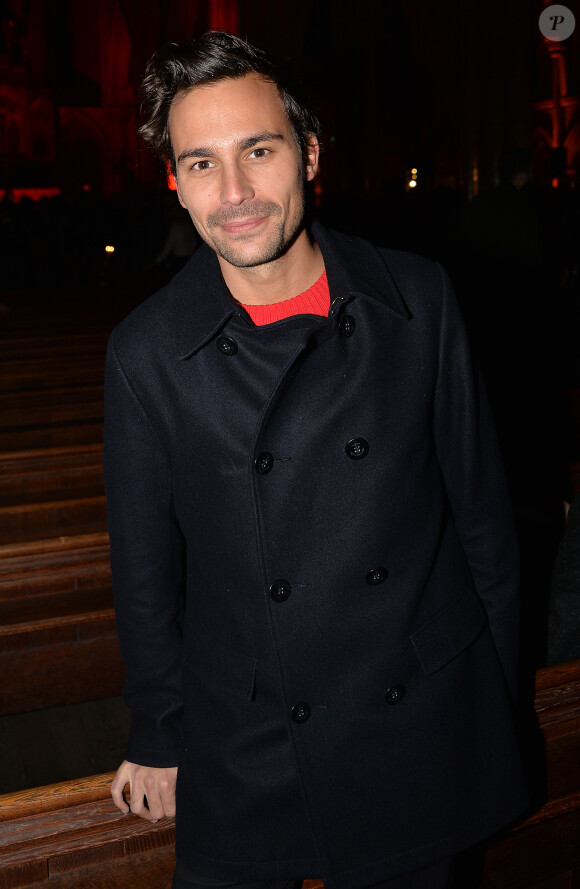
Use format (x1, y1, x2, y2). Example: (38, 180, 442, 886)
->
(176, 176, 208, 211)
(286, 177, 306, 216)
(180, 192, 209, 226)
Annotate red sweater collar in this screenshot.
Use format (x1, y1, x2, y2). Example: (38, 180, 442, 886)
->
(240, 270, 329, 326)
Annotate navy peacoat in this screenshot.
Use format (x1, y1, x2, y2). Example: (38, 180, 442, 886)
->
(104, 222, 528, 889)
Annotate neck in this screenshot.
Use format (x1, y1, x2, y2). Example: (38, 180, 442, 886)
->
(217, 229, 325, 306)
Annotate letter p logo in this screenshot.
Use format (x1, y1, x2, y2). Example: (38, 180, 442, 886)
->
(539, 5, 576, 41)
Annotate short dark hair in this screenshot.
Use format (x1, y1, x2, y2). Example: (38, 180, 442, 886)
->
(139, 30, 322, 176)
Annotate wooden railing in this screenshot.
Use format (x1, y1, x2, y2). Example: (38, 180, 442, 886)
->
(0, 772, 176, 888)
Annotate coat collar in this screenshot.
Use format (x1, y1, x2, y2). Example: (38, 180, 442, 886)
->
(312, 222, 411, 321)
(172, 220, 411, 359)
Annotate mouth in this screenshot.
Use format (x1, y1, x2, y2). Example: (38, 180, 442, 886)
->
(219, 216, 269, 235)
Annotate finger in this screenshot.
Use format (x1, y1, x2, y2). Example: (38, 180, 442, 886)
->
(158, 772, 177, 819)
(111, 765, 130, 814)
(140, 782, 164, 822)
(128, 779, 158, 821)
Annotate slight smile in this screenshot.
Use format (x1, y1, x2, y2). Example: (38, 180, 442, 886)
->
(219, 216, 269, 234)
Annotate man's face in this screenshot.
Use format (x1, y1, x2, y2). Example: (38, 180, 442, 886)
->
(169, 74, 318, 270)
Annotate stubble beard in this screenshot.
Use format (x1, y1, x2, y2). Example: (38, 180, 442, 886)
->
(203, 185, 306, 270)
(209, 217, 291, 268)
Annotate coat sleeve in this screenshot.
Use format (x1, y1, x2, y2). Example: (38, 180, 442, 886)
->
(432, 262, 520, 702)
(103, 330, 185, 767)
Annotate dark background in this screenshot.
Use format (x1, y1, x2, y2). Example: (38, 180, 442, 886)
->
(0, 0, 579, 274)
(2, 0, 578, 195)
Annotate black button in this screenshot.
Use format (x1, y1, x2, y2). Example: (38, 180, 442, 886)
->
(255, 452, 274, 474)
(291, 702, 311, 723)
(216, 335, 238, 355)
(345, 438, 369, 460)
(339, 314, 356, 337)
(269, 579, 291, 602)
(385, 685, 406, 705)
(366, 567, 388, 585)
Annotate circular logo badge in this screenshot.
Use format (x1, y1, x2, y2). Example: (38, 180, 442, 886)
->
(539, 4, 576, 41)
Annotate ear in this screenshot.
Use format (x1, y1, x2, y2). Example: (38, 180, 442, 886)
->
(304, 133, 320, 182)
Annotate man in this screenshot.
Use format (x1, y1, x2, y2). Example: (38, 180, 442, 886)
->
(105, 31, 528, 889)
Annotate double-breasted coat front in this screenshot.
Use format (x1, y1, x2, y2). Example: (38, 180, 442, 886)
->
(104, 223, 528, 889)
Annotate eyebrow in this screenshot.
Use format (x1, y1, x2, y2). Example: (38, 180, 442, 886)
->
(176, 132, 285, 167)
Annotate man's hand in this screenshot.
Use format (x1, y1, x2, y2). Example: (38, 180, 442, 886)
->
(111, 760, 178, 821)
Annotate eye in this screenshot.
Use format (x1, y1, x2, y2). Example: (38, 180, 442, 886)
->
(191, 159, 215, 171)
(248, 147, 270, 159)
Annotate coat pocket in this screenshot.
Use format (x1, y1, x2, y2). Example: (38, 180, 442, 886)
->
(183, 645, 257, 702)
(410, 588, 487, 675)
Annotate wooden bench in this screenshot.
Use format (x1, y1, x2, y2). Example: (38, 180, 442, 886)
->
(0, 354, 106, 394)
(0, 442, 115, 711)
(0, 531, 110, 600)
(0, 494, 106, 544)
(0, 533, 122, 715)
(0, 387, 104, 441)
(0, 420, 103, 451)
(0, 443, 106, 542)
(0, 661, 578, 889)
(0, 444, 104, 502)
(0, 332, 108, 359)
(0, 336, 105, 446)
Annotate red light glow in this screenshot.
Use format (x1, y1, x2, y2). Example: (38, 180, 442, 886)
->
(0, 187, 61, 203)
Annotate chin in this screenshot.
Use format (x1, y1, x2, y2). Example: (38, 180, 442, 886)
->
(217, 222, 305, 269)
(221, 249, 284, 269)
(214, 237, 289, 269)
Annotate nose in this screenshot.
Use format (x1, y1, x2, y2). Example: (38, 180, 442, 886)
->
(220, 161, 255, 206)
